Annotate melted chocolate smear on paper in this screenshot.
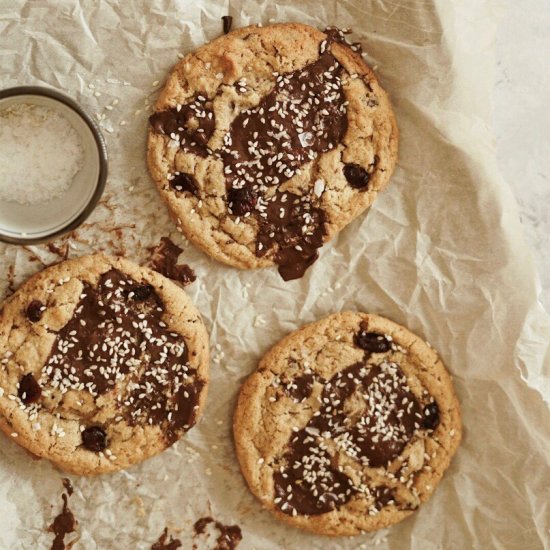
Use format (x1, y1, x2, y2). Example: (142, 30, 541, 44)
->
(149, 237, 196, 286)
(49, 493, 77, 550)
(193, 517, 242, 550)
(149, 28, 362, 281)
(222, 15, 233, 34)
(151, 528, 182, 550)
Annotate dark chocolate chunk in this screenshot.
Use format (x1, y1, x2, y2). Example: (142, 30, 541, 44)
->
(422, 402, 440, 430)
(62, 478, 73, 496)
(285, 372, 314, 402)
(26, 300, 44, 322)
(355, 330, 391, 353)
(343, 163, 370, 190)
(81, 426, 107, 452)
(374, 486, 395, 509)
(170, 173, 198, 196)
(151, 528, 182, 550)
(193, 517, 211, 535)
(227, 187, 257, 216)
(222, 15, 233, 34)
(149, 237, 196, 286)
(129, 284, 154, 301)
(18, 373, 41, 404)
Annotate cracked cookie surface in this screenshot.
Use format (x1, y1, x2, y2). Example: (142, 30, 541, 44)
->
(0, 255, 209, 475)
(147, 23, 398, 280)
(233, 312, 461, 535)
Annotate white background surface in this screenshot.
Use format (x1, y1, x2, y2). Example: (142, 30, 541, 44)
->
(494, 0, 550, 311)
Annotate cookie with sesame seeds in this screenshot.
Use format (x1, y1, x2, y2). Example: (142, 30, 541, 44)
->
(147, 23, 398, 281)
(0, 254, 209, 475)
(233, 312, 461, 535)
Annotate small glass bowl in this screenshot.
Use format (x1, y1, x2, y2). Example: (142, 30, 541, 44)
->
(0, 86, 108, 244)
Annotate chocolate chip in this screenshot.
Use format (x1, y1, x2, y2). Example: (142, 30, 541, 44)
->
(129, 284, 153, 301)
(170, 173, 198, 195)
(422, 402, 440, 430)
(286, 373, 314, 402)
(18, 373, 41, 404)
(26, 300, 44, 323)
(228, 187, 257, 216)
(343, 163, 370, 190)
(81, 426, 107, 452)
(374, 486, 394, 509)
(222, 15, 233, 34)
(354, 331, 391, 353)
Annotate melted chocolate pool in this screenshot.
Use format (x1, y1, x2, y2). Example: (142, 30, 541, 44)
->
(149, 29, 368, 280)
(38, 269, 204, 448)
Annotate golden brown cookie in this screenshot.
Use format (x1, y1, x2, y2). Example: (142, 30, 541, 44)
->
(147, 23, 398, 280)
(0, 254, 209, 475)
(233, 312, 461, 535)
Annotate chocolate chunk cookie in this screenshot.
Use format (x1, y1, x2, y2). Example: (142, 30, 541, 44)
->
(0, 255, 209, 475)
(147, 23, 398, 281)
(233, 312, 461, 535)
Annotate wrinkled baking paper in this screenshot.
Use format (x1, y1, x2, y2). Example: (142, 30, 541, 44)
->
(0, 1, 549, 548)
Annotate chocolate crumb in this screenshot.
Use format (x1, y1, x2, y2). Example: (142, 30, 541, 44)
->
(81, 426, 107, 452)
(49, 493, 77, 550)
(26, 300, 45, 322)
(151, 528, 182, 550)
(149, 237, 196, 286)
(193, 517, 242, 549)
(62, 478, 73, 496)
(222, 15, 233, 34)
(47, 242, 69, 260)
(18, 373, 41, 404)
(6, 264, 16, 296)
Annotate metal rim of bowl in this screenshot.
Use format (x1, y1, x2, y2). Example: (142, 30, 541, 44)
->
(0, 85, 108, 245)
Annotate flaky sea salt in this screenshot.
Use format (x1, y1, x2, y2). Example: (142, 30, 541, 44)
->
(0, 103, 84, 204)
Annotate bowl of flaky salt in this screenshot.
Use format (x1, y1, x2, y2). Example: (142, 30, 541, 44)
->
(0, 86, 107, 244)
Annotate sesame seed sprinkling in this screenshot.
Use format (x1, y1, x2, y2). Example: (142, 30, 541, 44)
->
(23, 269, 206, 446)
(271, 341, 435, 517)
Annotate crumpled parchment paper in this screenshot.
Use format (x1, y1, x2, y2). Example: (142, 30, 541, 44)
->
(0, 0, 549, 548)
